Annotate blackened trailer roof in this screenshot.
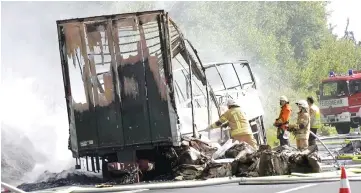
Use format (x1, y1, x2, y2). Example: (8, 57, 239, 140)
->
(56, 10, 166, 25)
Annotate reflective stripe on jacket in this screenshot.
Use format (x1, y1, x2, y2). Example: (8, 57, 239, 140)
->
(310, 104, 321, 129)
(210, 107, 252, 137)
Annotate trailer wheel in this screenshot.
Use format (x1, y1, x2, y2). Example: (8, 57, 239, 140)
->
(335, 123, 351, 134)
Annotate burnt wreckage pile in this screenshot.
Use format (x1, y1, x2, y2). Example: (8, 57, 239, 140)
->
(338, 139, 361, 154)
(169, 136, 321, 180)
(17, 137, 321, 192)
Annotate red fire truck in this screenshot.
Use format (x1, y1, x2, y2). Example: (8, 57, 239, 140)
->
(318, 70, 361, 134)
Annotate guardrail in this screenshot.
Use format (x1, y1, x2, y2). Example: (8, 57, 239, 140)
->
(1, 182, 27, 193)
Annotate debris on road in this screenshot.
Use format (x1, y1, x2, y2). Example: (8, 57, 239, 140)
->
(17, 169, 104, 192)
(13, 136, 340, 192)
(338, 140, 361, 154)
(172, 138, 321, 180)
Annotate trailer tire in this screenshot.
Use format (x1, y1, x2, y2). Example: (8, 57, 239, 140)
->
(335, 123, 351, 134)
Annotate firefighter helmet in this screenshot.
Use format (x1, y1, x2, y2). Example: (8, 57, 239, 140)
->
(280, 95, 289, 102)
(227, 99, 238, 106)
(296, 100, 309, 110)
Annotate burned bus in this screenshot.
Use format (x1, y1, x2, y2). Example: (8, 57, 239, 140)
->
(56, 10, 266, 180)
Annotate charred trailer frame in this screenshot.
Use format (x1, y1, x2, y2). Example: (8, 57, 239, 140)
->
(57, 10, 183, 180)
(56, 10, 218, 180)
(56, 10, 267, 181)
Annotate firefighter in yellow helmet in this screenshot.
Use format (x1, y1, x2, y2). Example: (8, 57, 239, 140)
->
(205, 99, 258, 149)
(307, 96, 321, 146)
(288, 100, 311, 150)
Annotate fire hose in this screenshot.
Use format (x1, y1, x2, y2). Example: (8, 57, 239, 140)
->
(309, 131, 341, 169)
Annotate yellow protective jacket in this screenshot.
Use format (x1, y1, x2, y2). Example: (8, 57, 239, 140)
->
(289, 111, 311, 140)
(309, 104, 321, 129)
(210, 107, 252, 137)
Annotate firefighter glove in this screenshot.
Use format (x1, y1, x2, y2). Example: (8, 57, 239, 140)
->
(288, 123, 296, 131)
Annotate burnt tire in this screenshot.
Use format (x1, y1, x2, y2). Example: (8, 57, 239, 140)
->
(335, 123, 351, 134)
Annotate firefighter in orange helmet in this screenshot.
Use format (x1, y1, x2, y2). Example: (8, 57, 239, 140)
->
(274, 95, 292, 146)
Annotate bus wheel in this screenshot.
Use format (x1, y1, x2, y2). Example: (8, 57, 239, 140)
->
(335, 123, 351, 134)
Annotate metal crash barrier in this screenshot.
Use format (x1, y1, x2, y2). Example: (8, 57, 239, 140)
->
(1, 182, 27, 193)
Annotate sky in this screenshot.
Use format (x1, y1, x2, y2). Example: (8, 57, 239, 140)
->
(327, 0, 361, 40)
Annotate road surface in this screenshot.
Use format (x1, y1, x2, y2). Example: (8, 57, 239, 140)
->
(35, 181, 361, 193)
(144, 181, 361, 193)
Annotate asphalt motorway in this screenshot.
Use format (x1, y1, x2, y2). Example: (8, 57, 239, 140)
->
(144, 181, 361, 193)
(34, 181, 361, 193)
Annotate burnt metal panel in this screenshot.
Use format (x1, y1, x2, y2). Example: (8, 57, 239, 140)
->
(118, 59, 152, 146)
(57, 24, 80, 157)
(84, 21, 124, 148)
(60, 22, 100, 151)
(95, 103, 123, 147)
(144, 56, 172, 143)
(160, 14, 180, 143)
(74, 109, 99, 149)
(57, 10, 182, 153)
(116, 14, 152, 146)
(140, 14, 174, 143)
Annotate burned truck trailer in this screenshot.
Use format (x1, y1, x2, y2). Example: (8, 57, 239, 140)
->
(56, 10, 266, 179)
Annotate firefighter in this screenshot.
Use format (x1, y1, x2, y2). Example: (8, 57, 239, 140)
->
(288, 100, 311, 150)
(205, 99, 258, 149)
(307, 96, 321, 146)
(274, 95, 292, 146)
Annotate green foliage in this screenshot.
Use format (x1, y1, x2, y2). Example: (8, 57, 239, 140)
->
(266, 127, 298, 147)
(116, 1, 361, 133)
(319, 126, 338, 136)
(301, 37, 361, 91)
(266, 128, 279, 147)
(168, 1, 361, 132)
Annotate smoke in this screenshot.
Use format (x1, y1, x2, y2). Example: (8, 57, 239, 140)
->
(1, 1, 141, 184)
(1, 1, 293, 184)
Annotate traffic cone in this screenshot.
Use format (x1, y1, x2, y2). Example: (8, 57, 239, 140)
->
(339, 166, 351, 193)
